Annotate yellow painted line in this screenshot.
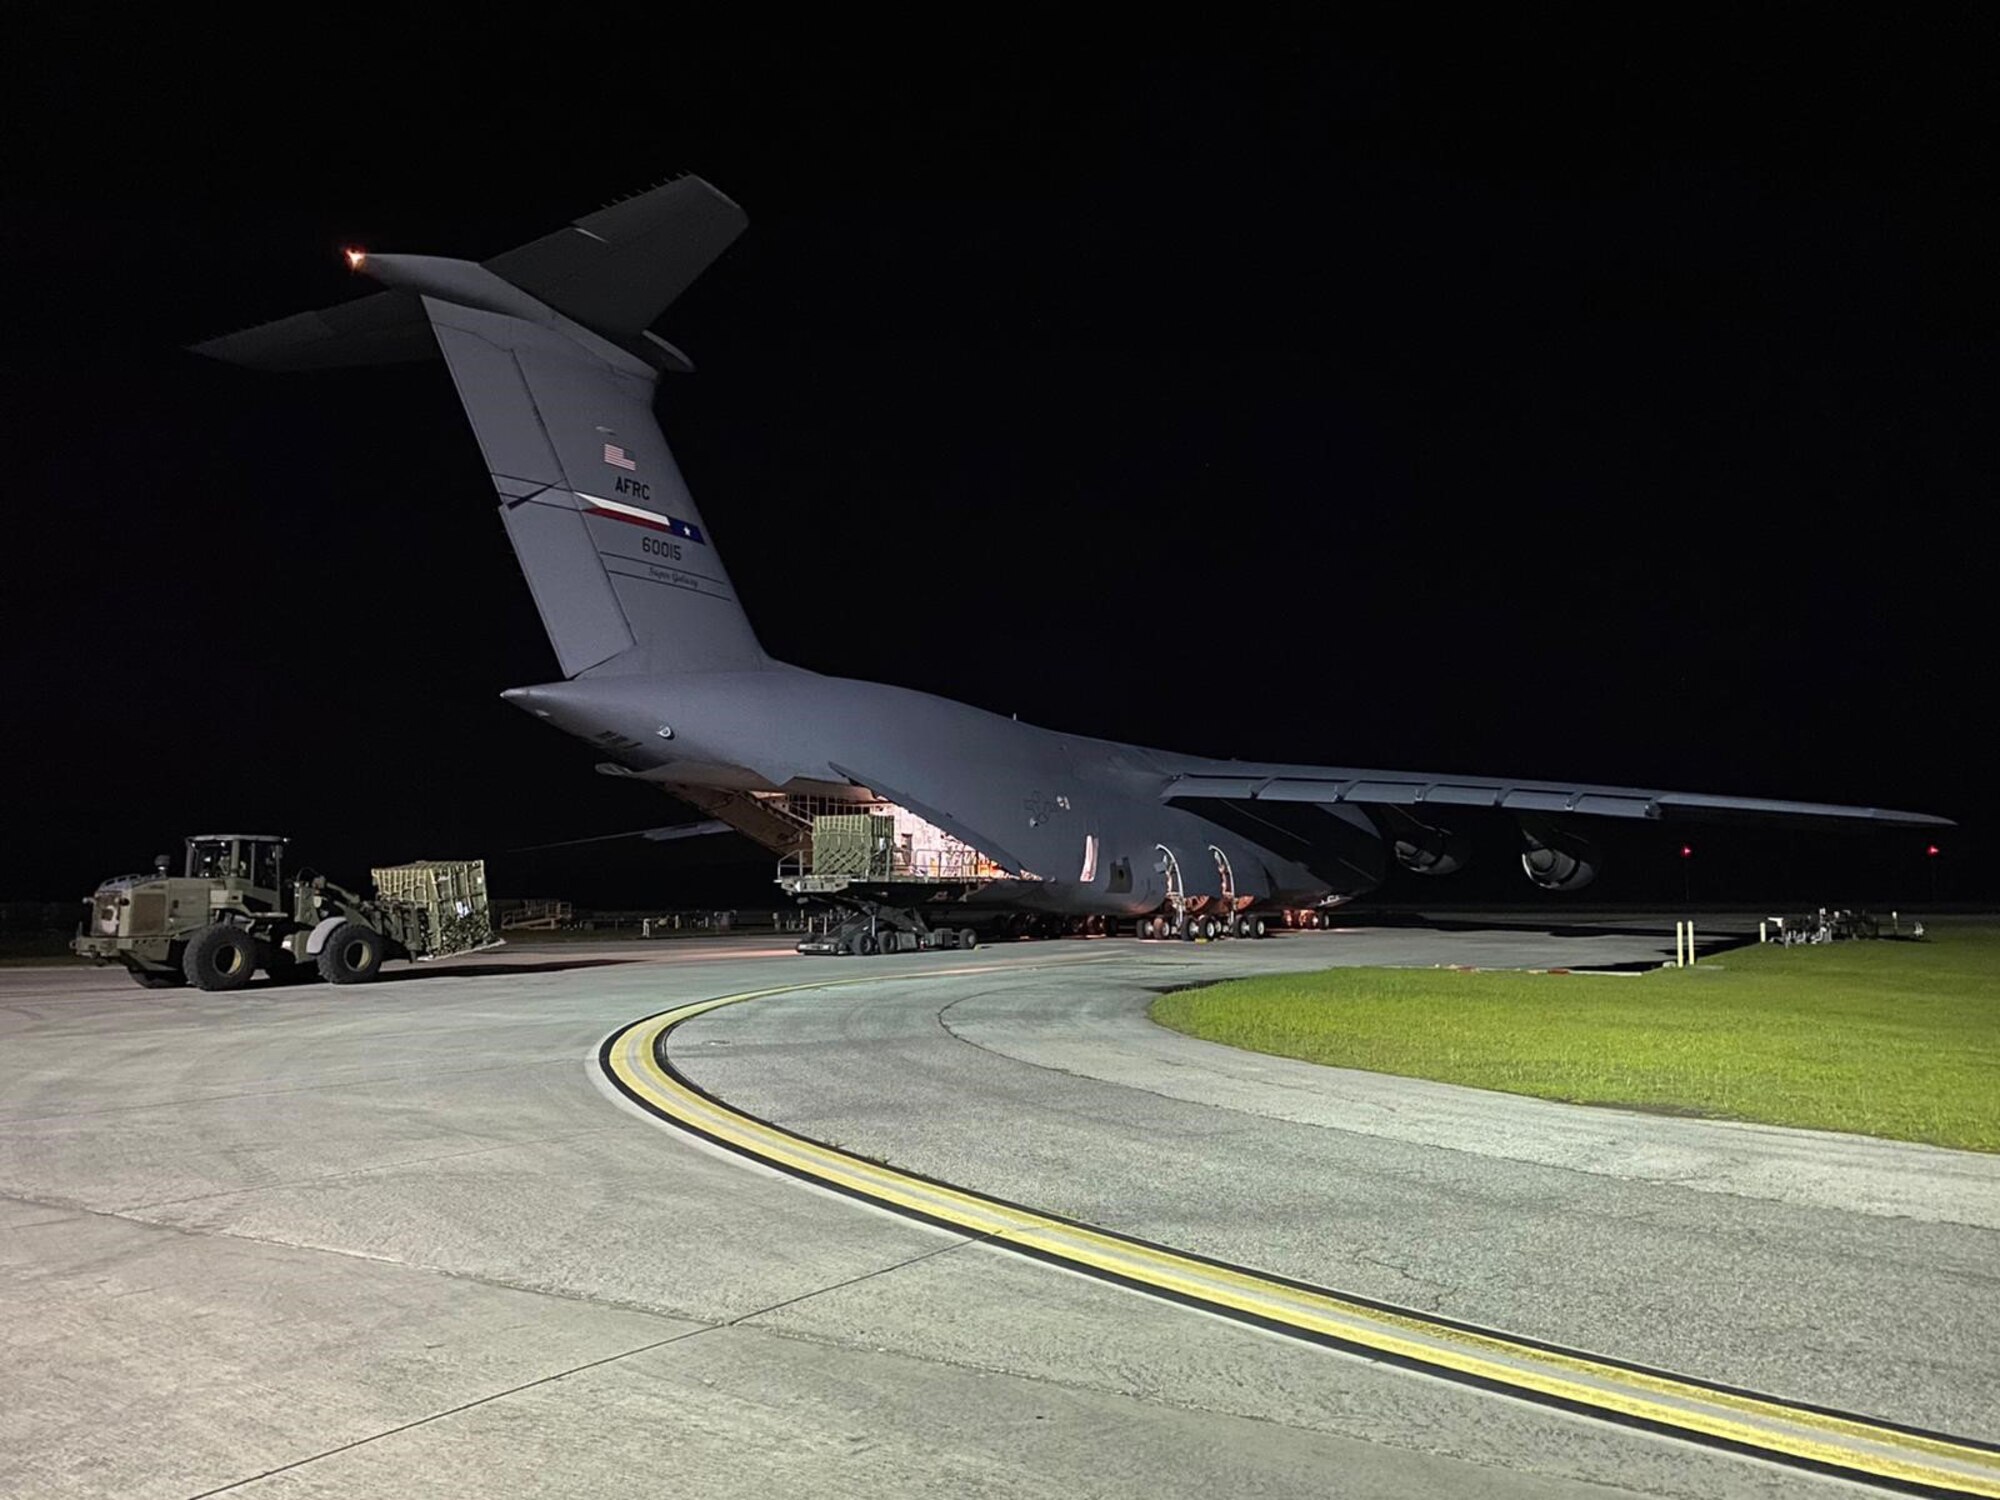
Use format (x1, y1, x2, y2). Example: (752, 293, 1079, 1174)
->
(598, 972, 2000, 1496)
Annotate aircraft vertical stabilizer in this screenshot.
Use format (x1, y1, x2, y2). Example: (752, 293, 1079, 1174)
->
(193, 175, 765, 680)
(421, 295, 766, 678)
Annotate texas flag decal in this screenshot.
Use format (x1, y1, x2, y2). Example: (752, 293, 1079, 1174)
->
(577, 491, 707, 545)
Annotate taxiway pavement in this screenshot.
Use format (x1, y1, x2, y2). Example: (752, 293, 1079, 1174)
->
(2, 920, 1992, 1499)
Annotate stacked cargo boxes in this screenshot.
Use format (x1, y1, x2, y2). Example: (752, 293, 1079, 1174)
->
(809, 815, 899, 878)
(371, 860, 495, 958)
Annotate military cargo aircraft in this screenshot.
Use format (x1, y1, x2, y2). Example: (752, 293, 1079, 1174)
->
(196, 176, 1949, 946)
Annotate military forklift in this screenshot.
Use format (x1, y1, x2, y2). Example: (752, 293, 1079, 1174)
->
(73, 834, 498, 991)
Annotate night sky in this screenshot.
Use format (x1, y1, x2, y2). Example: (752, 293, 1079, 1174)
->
(6, 16, 1993, 909)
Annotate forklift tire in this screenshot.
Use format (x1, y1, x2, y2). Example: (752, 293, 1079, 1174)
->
(184, 924, 259, 992)
(317, 923, 385, 985)
(130, 968, 187, 990)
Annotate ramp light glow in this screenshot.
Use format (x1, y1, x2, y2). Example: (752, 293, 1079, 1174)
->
(343, 247, 367, 270)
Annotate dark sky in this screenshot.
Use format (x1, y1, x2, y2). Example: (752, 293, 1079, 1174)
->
(5, 15, 1992, 907)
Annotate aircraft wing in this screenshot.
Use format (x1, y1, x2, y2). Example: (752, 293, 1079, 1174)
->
(1161, 770, 1953, 828)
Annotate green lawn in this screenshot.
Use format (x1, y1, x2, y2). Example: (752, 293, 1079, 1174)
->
(1150, 921, 2000, 1152)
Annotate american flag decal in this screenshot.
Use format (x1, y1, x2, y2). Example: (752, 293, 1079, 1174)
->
(603, 443, 637, 471)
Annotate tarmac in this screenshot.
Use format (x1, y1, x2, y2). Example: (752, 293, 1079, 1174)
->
(2, 917, 1994, 1499)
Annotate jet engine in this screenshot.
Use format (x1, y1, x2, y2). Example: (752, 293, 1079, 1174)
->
(1376, 807, 1471, 877)
(1518, 816, 1598, 892)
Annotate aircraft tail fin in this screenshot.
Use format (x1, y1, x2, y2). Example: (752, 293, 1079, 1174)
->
(423, 296, 767, 678)
(194, 176, 767, 681)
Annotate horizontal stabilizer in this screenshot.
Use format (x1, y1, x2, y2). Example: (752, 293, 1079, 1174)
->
(191, 289, 435, 371)
(485, 174, 747, 338)
(191, 174, 742, 373)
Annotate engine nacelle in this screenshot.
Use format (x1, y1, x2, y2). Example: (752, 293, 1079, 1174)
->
(1518, 816, 1598, 892)
(1378, 808, 1471, 877)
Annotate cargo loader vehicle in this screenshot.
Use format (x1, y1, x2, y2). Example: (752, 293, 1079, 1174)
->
(73, 834, 498, 991)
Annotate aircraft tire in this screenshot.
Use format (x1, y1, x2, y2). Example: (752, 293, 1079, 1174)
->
(316, 922, 385, 985)
(857, 933, 879, 956)
(1253, 915, 1269, 938)
(184, 924, 258, 992)
(957, 928, 979, 951)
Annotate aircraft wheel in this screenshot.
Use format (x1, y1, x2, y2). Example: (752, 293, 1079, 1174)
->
(958, 928, 979, 951)
(1201, 917, 1220, 941)
(130, 967, 186, 990)
(317, 922, 385, 985)
(857, 933, 879, 956)
(184, 924, 258, 992)
(879, 931, 901, 955)
(1253, 915, 1269, 938)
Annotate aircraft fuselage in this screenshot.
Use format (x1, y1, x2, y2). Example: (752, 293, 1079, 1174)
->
(503, 666, 1376, 917)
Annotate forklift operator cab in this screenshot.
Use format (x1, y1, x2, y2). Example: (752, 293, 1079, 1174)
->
(184, 835, 286, 896)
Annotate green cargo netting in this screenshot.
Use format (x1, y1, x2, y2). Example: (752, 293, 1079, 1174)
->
(810, 815, 898, 878)
(371, 860, 494, 958)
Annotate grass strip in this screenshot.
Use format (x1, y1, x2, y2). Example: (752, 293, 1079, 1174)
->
(1150, 920, 2000, 1152)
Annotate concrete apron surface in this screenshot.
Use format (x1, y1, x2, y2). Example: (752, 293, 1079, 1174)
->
(1, 922, 1993, 1499)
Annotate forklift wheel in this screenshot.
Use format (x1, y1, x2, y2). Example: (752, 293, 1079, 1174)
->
(184, 925, 259, 992)
(317, 923, 385, 985)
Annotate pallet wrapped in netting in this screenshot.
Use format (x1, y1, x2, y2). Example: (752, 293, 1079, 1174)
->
(370, 860, 494, 958)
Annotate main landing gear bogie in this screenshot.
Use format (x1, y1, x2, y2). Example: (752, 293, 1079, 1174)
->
(1133, 911, 1272, 942)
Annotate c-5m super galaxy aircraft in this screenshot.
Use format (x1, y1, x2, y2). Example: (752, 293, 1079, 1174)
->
(197, 176, 1949, 952)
